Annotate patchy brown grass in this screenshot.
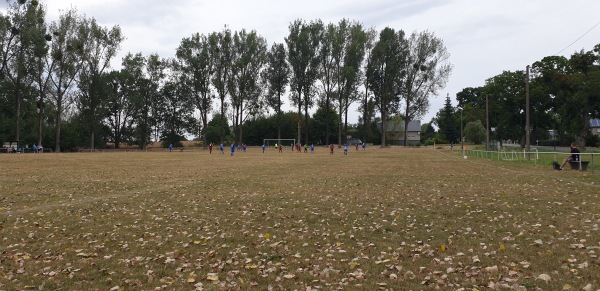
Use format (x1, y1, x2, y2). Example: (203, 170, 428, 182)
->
(1, 147, 599, 290)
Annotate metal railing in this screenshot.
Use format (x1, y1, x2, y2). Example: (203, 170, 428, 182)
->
(463, 148, 596, 174)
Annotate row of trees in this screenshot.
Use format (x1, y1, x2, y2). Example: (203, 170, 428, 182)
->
(1, 0, 124, 151)
(203, 109, 385, 147)
(1, 0, 452, 151)
(432, 44, 600, 148)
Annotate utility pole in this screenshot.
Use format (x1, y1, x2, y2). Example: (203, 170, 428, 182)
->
(461, 108, 464, 157)
(525, 65, 531, 160)
(486, 94, 489, 151)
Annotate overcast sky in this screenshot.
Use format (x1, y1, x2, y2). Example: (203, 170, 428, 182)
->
(3, 0, 600, 125)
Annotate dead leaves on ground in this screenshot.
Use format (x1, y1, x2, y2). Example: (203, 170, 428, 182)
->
(1, 150, 599, 289)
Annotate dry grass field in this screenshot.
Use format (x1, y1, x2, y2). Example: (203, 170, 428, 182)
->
(1, 147, 599, 290)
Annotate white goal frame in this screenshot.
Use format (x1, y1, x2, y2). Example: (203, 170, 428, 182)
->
(263, 139, 296, 150)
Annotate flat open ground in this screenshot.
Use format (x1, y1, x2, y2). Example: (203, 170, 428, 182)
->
(1, 147, 599, 290)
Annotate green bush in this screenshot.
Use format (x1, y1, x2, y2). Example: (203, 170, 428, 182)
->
(586, 134, 600, 147)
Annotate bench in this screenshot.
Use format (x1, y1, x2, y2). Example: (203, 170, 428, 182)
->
(0, 147, 13, 153)
(569, 161, 589, 171)
(2, 141, 20, 153)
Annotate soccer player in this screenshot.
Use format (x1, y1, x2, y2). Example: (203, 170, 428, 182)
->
(243, 143, 247, 153)
(310, 143, 315, 154)
(231, 143, 235, 156)
(344, 144, 348, 155)
(219, 143, 224, 154)
(304, 144, 308, 153)
(362, 143, 366, 151)
(209, 143, 213, 154)
(278, 143, 282, 153)
(329, 144, 334, 155)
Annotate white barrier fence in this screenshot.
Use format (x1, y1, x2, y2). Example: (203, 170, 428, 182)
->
(462, 148, 596, 174)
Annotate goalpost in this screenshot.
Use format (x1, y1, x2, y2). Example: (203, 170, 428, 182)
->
(263, 139, 296, 150)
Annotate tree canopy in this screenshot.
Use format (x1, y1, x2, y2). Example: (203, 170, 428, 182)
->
(18, 0, 600, 150)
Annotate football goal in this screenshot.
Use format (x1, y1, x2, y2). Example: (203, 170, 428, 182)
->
(263, 139, 296, 149)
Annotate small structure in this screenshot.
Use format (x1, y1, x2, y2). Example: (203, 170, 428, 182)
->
(1, 140, 20, 153)
(590, 119, 600, 137)
(346, 138, 362, 146)
(380, 119, 421, 146)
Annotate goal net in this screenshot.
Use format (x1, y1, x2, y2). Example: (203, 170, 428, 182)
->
(263, 139, 296, 150)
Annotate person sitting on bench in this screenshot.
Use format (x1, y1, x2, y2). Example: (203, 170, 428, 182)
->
(560, 142, 580, 170)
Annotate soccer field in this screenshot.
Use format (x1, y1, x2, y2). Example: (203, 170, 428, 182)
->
(1, 148, 599, 290)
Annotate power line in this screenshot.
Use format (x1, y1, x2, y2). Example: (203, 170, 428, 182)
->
(556, 18, 600, 55)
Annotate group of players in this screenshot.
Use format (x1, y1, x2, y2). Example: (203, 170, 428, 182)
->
(205, 142, 367, 156)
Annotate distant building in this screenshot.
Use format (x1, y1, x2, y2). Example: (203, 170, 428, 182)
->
(378, 119, 421, 146)
(591, 119, 600, 136)
(346, 138, 362, 146)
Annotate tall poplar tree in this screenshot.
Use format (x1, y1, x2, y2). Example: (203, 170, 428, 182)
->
(175, 33, 213, 148)
(1, 0, 47, 144)
(336, 20, 367, 145)
(48, 8, 84, 152)
(366, 27, 405, 146)
(77, 17, 123, 149)
(209, 27, 233, 144)
(286, 19, 322, 145)
(263, 43, 290, 144)
(229, 29, 267, 145)
(399, 30, 452, 146)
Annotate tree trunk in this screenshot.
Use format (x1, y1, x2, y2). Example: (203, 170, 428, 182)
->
(15, 89, 21, 143)
(55, 97, 62, 152)
(239, 106, 243, 145)
(344, 105, 349, 144)
(380, 108, 387, 147)
(90, 91, 96, 150)
(37, 97, 44, 146)
(403, 100, 410, 146)
(325, 95, 330, 145)
(141, 112, 148, 150)
(202, 110, 208, 149)
(277, 95, 282, 144)
(304, 101, 309, 145)
(114, 111, 121, 149)
(362, 80, 369, 142)
(90, 125, 95, 151)
(220, 97, 225, 144)
(403, 118, 409, 146)
(297, 105, 301, 147)
(338, 105, 343, 145)
(578, 108, 591, 149)
(297, 92, 302, 147)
